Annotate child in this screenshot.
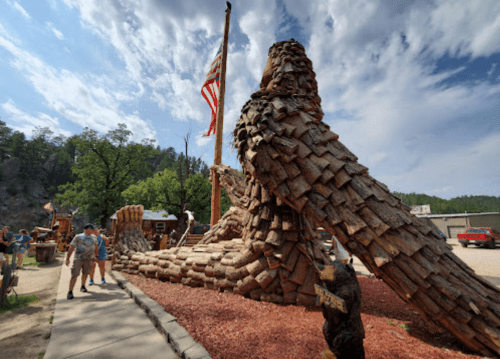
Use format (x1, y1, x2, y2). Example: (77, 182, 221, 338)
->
(89, 228, 109, 285)
(17, 229, 33, 268)
(1, 226, 15, 265)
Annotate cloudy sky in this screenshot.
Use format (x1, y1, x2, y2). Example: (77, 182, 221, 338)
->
(0, 0, 499, 199)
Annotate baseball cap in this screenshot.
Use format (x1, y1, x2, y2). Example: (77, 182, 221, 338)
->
(84, 223, 95, 230)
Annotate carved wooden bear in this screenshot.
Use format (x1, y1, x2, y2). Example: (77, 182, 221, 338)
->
(321, 260, 365, 359)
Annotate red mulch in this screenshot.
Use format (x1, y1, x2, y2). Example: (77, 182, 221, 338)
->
(108, 263, 482, 359)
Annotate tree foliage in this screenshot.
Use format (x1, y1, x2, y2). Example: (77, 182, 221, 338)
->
(56, 124, 158, 226)
(123, 168, 231, 224)
(392, 192, 500, 214)
(0, 121, 75, 191)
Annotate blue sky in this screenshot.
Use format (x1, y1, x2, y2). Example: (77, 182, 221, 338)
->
(1, 0, 499, 200)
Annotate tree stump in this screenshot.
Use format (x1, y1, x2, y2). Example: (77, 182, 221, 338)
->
(27, 243, 37, 257)
(35, 243, 57, 263)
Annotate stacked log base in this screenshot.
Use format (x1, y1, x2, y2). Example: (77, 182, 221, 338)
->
(232, 39, 500, 356)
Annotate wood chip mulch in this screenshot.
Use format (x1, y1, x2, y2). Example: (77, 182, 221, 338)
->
(118, 269, 484, 359)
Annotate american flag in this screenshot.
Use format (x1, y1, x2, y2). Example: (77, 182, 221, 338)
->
(201, 43, 222, 137)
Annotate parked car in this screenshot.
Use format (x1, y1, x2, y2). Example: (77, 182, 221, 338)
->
(457, 227, 500, 249)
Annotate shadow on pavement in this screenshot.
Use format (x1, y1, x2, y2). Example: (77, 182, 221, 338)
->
(480, 275, 500, 287)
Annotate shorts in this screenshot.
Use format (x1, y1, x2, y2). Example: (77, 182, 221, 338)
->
(98, 248, 107, 261)
(71, 259, 92, 277)
(0, 243, 7, 253)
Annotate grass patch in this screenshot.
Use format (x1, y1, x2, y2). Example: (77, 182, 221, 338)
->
(6, 254, 58, 267)
(399, 323, 410, 331)
(0, 295, 39, 315)
(49, 315, 54, 324)
(38, 352, 45, 359)
(45, 333, 51, 339)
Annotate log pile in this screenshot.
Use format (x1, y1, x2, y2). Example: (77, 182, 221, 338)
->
(233, 39, 500, 356)
(111, 205, 151, 272)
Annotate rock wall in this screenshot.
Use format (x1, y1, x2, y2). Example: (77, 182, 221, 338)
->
(0, 158, 51, 230)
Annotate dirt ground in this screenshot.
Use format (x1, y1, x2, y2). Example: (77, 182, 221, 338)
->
(0, 255, 63, 359)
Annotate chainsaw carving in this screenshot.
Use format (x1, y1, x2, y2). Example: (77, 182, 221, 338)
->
(112, 40, 500, 356)
(111, 205, 151, 270)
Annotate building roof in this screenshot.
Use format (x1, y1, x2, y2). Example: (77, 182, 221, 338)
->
(416, 212, 499, 218)
(110, 210, 178, 221)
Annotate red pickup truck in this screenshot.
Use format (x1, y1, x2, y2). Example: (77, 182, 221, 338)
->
(457, 227, 500, 249)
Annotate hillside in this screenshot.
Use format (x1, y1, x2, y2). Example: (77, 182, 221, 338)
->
(0, 157, 52, 231)
(391, 192, 500, 214)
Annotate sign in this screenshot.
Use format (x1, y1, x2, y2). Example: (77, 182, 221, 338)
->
(315, 284, 347, 313)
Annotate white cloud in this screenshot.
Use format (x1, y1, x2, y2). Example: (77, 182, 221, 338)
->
(46, 22, 65, 40)
(6, 0, 31, 20)
(0, 34, 157, 143)
(195, 132, 212, 148)
(487, 63, 497, 76)
(1, 99, 71, 137)
(61, 0, 277, 137)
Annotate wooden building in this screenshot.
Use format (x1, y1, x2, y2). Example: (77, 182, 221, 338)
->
(110, 210, 178, 235)
(417, 212, 500, 239)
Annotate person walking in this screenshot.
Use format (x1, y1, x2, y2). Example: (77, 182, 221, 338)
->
(16, 229, 33, 268)
(89, 228, 109, 285)
(65, 224, 98, 300)
(1, 226, 15, 265)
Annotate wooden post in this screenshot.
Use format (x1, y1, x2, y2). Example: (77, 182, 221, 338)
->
(211, 2, 231, 227)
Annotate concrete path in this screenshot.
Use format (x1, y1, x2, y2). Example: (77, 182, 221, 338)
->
(44, 257, 179, 359)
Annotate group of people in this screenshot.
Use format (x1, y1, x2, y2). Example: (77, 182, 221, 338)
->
(66, 224, 109, 300)
(1, 223, 110, 301)
(0, 226, 35, 268)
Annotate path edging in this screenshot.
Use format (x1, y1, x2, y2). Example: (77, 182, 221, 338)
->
(110, 270, 212, 359)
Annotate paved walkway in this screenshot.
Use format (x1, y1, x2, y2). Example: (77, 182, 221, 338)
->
(349, 238, 500, 287)
(44, 257, 179, 359)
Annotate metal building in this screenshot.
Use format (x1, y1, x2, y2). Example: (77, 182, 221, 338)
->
(416, 212, 500, 239)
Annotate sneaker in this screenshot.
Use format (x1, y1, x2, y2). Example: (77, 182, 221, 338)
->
(101, 278, 106, 284)
(89, 279, 94, 285)
(80, 286, 88, 293)
(67, 291, 74, 300)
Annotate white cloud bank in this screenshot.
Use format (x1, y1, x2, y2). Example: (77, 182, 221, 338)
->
(0, 34, 157, 143)
(1, 0, 499, 199)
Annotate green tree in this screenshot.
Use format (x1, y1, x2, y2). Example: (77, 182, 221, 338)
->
(0, 120, 13, 163)
(57, 124, 158, 227)
(123, 169, 231, 225)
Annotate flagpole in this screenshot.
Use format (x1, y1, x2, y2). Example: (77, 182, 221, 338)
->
(211, 2, 231, 228)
